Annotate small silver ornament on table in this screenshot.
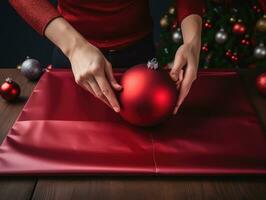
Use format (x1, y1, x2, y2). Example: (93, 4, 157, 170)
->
(18, 56, 44, 81)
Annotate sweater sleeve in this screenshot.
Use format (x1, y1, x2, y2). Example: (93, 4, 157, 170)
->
(176, 0, 204, 24)
(9, 0, 61, 35)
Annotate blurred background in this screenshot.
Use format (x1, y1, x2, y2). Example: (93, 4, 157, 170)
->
(0, 0, 265, 69)
(157, 0, 266, 69)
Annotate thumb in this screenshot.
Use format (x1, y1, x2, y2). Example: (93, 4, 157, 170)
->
(105, 60, 122, 91)
(170, 51, 186, 82)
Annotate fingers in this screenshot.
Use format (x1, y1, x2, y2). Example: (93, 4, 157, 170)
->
(77, 72, 118, 111)
(173, 56, 197, 115)
(164, 62, 173, 69)
(81, 81, 95, 96)
(83, 81, 111, 108)
(170, 51, 186, 81)
(94, 72, 121, 112)
(176, 69, 184, 89)
(86, 76, 114, 110)
(105, 60, 122, 91)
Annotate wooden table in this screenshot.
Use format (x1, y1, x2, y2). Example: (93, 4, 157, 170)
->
(1, 69, 266, 200)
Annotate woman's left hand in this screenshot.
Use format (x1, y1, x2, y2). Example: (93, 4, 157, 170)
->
(169, 39, 201, 114)
(169, 14, 202, 115)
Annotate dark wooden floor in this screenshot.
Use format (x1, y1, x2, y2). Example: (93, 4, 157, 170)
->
(0, 69, 266, 200)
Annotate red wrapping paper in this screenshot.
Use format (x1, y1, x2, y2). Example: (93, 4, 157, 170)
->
(0, 69, 266, 175)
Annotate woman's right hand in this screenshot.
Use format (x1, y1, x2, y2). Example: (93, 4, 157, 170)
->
(69, 41, 122, 112)
(44, 17, 122, 112)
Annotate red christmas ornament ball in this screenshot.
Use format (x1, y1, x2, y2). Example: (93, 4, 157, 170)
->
(231, 53, 239, 62)
(171, 20, 178, 30)
(252, 5, 262, 13)
(240, 38, 251, 46)
(256, 72, 266, 96)
(204, 20, 212, 29)
(201, 43, 209, 53)
(0, 78, 20, 101)
(232, 22, 246, 35)
(226, 49, 233, 57)
(119, 64, 178, 126)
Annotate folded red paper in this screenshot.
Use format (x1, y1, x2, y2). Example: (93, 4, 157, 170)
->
(0, 69, 266, 175)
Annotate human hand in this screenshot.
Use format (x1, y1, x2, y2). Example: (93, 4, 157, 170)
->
(69, 41, 122, 112)
(169, 40, 200, 114)
(44, 17, 122, 112)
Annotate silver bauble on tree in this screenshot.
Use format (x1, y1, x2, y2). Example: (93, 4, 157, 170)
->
(172, 28, 182, 44)
(19, 57, 43, 81)
(254, 43, 266, 59)
(215, 28, 228, 44)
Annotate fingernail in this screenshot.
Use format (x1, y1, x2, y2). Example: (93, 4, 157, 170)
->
(116, 84, 122, 89)
(171, 76, 178, 82)
(113, 82, 122, 89)
(113, 106, 120, 112)
(173, 107, 178, 115)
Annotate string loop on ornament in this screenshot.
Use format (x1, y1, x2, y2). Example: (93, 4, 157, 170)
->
(147, 58, 159, 70)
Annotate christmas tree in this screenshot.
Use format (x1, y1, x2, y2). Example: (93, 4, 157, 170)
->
(157, 0, 266, 69)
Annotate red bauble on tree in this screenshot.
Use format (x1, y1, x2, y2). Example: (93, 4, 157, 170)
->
(118, 61, 178, 126)
(201, 43, 209, 53)
(232, 22, 246, 35)
(252, 5, 262, 13)
(204, 20, 213, 29)
(256, 72, 266, 96)
(230, 52, 239, 63)
(171, 19, 178, 30)
(240, 38, 251, 46)
(0, 78, 20, 102)
(226, 49, 233, 58)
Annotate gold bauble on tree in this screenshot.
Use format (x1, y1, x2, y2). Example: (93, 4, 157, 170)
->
(229, 16, 236, 23)
(160, 16, 169, 29)
(256, 15, 266, 32)
(168, 6, 176, 15)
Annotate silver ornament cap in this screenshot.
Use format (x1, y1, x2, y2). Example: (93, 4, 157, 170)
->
(147, 58, 159, 70)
